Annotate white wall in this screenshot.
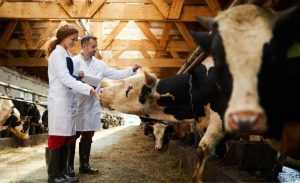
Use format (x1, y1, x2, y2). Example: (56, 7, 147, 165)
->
(0, 67, 48, 102)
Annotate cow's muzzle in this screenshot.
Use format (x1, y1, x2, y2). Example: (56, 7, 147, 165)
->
(227, 111, 266, 134)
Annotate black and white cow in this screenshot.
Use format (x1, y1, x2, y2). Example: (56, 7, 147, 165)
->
(12, 98, 41, 135)
(99, 58, 226, 180)
(191, 3, 300, 159)
(0, 93, 29, 139)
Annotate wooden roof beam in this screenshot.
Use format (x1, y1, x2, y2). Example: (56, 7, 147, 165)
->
(101, 21, 128, 50)
(175, 22, 196, 49)
(6, 39, 191, 52)
(0, 57, 184, 68)
(205, 0, 221, 15)
(36, 21, 61, 49)
(0, 20, 18, 49)
(168, 0, 184, 19)
(0, 2, 213, 21)
(135, 21, 159, 47)
(151, 0, 170, 18)
(159, 22, 172, 50)
(20, 21, 35, 49)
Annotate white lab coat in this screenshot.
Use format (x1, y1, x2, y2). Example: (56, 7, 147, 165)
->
(72, 54, 135, 131)
(47, 45, 93, 136)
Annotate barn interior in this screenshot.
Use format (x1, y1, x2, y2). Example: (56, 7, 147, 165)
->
(0, 0, 300, 182)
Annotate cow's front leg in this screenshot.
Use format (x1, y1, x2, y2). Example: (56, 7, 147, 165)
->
(193, 109, 225, 182)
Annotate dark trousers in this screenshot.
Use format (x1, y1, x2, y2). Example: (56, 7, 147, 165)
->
(75, 131, 94, 143)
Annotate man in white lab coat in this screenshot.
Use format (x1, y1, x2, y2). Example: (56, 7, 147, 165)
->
(69, 35, 141, 175)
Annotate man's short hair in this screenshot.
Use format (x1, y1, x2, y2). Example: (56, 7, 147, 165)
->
(81, 35, 97, 46)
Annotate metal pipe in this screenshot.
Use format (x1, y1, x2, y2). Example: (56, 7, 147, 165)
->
(0, 81, 47, 98)
(0, 96, 47, 107)
(177, 46, 202, 74)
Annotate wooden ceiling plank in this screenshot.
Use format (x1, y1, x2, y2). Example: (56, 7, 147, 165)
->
(36, 21, 60, 49)
(101, 21, 128, 50)
(175, 22, 196, 49)
(135, 21, 159, 47)
(0, 20, 18, 49)
(151, 0, 170, 18)
(159, 22, 172, 50)
(168, 0, 184, 19)
(140, 51, 151, 59)
(0, 3, 213, 21)
(20, 21, 35, 49)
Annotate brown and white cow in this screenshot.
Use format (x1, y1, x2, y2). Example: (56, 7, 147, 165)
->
(192, 3, 300, 159)
(99, 59, 225, 181)
(0, 93, 29, 140)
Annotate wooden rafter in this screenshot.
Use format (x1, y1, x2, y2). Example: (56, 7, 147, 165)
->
(0, 2, 213, 21)
(7, 39, 190, 52)
(205, 0, 221, 15)
(140, 51, 151, 59)
(151, 0, 170, 18)
(101, 21, 128, 50)
(112, 51, 124, 59)
(170, 51, 180, 59)
(34, 50, 44, 58)
(67, 21, 85, 37)
(91, 21, 103, 45)
(159, 22, 172, 50)
(135, 21, 159, 47)
(20, 21, 35, 49)
(0, 20, 18, 49)
(175, 22, 196, 49)
(168, 0, 184, 19)
(0, 57, 184, 68)
(20, 50, 29, 57)
(58, 0, 106, 18)
(36, 21, 61, 49)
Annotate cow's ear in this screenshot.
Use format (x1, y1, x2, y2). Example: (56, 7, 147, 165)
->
(191, 31, 212, 53)
(144, 71, 156, 87)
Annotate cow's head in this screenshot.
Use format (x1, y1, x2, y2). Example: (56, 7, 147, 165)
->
(192, 4, 300, 134)
(5, 108, 29, 140)
(99, 71, 173, 119)
(153, 123, 174, 151)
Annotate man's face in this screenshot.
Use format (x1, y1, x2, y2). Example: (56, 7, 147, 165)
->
(82, 39, 98, 57)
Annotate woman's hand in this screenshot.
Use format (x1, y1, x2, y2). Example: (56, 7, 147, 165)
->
(78, 70, 84, 78)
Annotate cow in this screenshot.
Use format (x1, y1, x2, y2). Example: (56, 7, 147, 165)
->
(153, 123, 176, 151)
(0, 93, 29, 140)
(12, 98, 41, 135)
(191, 3, 300, 159)
(99, 58, 226, 181)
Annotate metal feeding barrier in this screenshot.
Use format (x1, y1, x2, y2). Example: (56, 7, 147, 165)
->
(0, 81, 47, 106)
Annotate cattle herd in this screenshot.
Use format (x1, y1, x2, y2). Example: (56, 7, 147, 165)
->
(0, 93, 48, 139)
(99, 1, 300, 182)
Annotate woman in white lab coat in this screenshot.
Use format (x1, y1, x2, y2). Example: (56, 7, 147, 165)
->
(45, 24, 96, 183)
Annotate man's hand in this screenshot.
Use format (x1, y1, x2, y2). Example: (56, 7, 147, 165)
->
(132, 64, 142, 72)
(78, 70, 84, 78)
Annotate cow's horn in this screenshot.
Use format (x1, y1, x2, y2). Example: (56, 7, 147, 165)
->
(277, 5, 299, 22)
(144, 71, 156, 87)
(195, 15, 215, 30)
